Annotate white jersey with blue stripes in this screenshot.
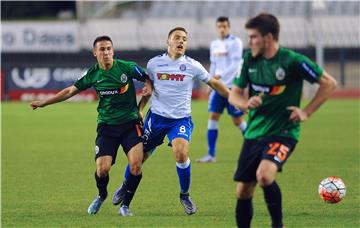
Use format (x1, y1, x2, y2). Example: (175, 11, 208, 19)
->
(210, 34, 243, 88)
(147, 53, 211, 119)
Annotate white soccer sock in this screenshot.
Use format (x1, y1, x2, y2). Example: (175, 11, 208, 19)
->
(238, 121, 247, 133)
(207, 119, 219, 130)
(176, 158, 191, 169)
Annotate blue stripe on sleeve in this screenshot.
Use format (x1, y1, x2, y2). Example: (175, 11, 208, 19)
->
(134, 65, 144, 77)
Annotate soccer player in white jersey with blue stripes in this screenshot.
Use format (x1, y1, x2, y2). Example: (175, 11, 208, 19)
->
(112, 27, 231, 215)
(197, 17, 247, 163)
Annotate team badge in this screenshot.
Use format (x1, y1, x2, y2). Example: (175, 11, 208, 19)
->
(179, 64, 186, 71)
(276, 67, 286, 80)
(120, 74, 128, 83)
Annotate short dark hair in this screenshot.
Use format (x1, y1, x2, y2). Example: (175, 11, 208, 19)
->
(93, 36, 113, 48)
(168, 27, 188, 38)
(245, 13, 280, 41)
(216, 16, 230, 25)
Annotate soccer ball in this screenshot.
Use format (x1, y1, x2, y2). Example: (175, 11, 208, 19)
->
(318, 176, 346, 203)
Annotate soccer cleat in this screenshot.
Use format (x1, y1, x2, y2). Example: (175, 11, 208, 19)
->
(87, 196, 105, 215)
(180, 192, 197, 215)
(112, 183, 126, 205)
(195, 155, 216, 163)
(119, 205, 133, 217)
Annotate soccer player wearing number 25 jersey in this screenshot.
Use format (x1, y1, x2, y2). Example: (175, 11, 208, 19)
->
(228, 13, 337, 228)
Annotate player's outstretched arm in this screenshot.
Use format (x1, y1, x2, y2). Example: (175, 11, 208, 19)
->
(207, 77, 230, 98)
(288, 71, 337, 122)
(228, 86, 248, 113)
(30, 85, 80, 110)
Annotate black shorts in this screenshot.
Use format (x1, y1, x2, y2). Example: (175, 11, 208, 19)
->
(234, 136, 297, 182)
(95, 120, 143, 165)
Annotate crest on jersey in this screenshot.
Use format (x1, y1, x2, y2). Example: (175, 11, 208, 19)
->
(120, 74, 128, 83)
(179, 64, 186, 71)
(276, 67, 286, 80)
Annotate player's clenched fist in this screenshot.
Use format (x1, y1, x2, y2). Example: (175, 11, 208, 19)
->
(287, 106, 308, 122)
(30, 100, 46, 110)
(246, 93, 264, 109)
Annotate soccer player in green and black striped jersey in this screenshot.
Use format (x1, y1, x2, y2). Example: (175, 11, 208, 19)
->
(30, 36, 152, 217)
(228, 14, 337, 228)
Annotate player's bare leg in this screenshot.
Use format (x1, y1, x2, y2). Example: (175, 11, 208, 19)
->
(113, 149, 152, 207)
(88, 155, 112, 215)
(172, 138, 196, 215)
(235, 181, 257, 228)
(257, 160, 283, 228)
(118, 142, 144, 217)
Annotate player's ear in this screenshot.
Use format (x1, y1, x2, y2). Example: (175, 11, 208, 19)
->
(265, 33, 273, 41)
(93, 48, 97, 57)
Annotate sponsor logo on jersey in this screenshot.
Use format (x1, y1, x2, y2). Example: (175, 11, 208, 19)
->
(276, 67, 286, 80)
(213, 52, 228, 57)
(157, 73, 185, 81)
(250, 83, 286, 96)
(99, 84, 129, 96)
(179, 64, 186, 71)
(157, 64, 169, 67)
(120, 74, 128, 83)
(248, 68, 257, 73)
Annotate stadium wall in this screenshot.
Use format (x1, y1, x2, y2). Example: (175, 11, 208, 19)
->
(2, 48, 359, 101)
(1, 16, 359, 101)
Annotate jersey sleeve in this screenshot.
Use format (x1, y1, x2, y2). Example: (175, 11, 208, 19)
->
(74, 67, 94, 91)
(146, 59, 156, 81)
(125, 61, 150, 82)
(292, 53, 323, 83)
(233, 52, 249, 88)
(193, 60, 211, 83)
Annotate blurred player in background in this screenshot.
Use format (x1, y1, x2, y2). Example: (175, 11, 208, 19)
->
(112, 27, 231, 215)
(196, 16, 247, 163)
(228, 13, 337, 228)
(30, 36, 152, 217)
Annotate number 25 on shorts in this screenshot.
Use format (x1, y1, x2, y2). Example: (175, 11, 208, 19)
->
(267, 142, 289, 162)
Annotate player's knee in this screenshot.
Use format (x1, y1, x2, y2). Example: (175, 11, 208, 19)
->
(232, 115, 245, 126)
(232, 118, 241, 126)
(129, 161, 142, 175)
(174, 151, 188, 163)
(173, 146, 188, 162)
(256, 171, 274, 187)
(236, 183, 255, 199)
(97, 165, 110, 177)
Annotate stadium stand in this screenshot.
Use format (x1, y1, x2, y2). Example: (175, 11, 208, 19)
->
(1, 1, 359, 102)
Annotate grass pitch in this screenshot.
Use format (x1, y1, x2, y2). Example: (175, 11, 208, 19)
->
(2, 99, 359, 227)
